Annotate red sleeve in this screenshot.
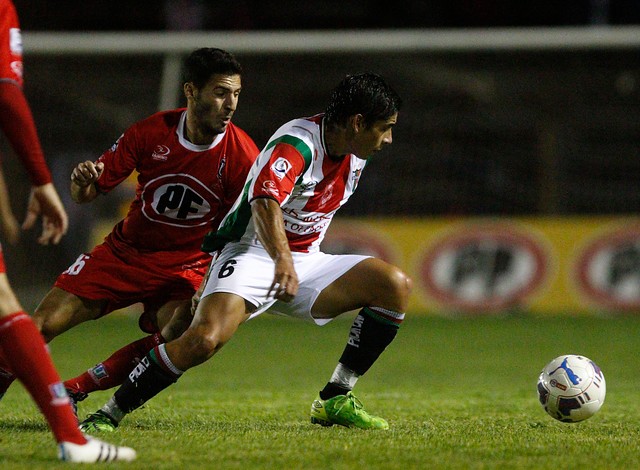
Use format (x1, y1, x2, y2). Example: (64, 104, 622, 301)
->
(0, 81, 51, 185)
(0, 0, 23, 86)
(93, 127, 139, 193)
(250, 142, 306, 205)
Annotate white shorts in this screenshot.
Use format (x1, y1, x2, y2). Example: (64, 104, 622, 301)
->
(201, 241, 370, 325)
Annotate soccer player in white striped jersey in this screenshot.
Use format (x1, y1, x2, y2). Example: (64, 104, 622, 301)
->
(80, 72, 411, 432)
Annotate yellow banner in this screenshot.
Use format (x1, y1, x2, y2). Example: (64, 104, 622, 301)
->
(323, 217, 640, 315)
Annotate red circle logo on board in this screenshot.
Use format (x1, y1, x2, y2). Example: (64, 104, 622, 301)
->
(419, 224, 550, 313)
(575, 225, 640, 310)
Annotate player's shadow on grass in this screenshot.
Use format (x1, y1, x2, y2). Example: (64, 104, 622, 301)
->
(0, 417, 49, 433)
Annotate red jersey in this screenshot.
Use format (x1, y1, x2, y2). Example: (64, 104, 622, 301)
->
(0, 0, 20, 268)
(0, 0, 22, 86)
(0, 0, 50, 185)
(95, 109, 258, 266)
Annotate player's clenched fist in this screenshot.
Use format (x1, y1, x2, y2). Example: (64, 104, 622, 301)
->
(71, 161, 104, 187)
(70, 161, 104, 204)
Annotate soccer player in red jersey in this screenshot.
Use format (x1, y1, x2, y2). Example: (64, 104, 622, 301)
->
(0, 0, 135, 462)
(81, 73, 411, 432)
(0, 47, 258, 418)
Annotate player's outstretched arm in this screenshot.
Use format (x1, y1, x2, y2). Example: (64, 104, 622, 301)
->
(22, 183, 69, 245)
(70, 160, 104, 204)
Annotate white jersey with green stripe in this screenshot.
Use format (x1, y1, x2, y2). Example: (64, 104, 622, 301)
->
(208, 113, 367, 253)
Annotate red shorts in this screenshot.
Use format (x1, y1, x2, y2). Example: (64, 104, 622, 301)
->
(54, 242, 209, 333)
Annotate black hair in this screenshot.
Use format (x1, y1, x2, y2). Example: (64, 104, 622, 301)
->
(324, 72, 402, 127)
(182, 48, 243, 89)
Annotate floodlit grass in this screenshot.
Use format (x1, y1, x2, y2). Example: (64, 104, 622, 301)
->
(1, 313, 639, 469)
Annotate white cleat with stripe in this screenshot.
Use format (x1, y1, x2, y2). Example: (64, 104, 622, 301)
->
(58, 436, 136, 463)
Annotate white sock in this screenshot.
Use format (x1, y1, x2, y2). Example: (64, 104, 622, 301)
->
(330, 363, 360, 390)
(101, 396, 126, 423)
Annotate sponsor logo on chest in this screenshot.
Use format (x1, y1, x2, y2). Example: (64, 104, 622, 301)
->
(152, 145, 171, 161)
(141, 174, 221, 227)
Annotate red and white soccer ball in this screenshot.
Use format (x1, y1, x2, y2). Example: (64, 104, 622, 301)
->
(537, 354, 606, 422)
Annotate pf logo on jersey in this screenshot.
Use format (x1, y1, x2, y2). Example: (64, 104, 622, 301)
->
(141, 174, 221, 227)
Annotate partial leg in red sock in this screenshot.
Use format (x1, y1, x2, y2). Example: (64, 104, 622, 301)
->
(0, 312, 85, 445)
(64, 332, 165, 396)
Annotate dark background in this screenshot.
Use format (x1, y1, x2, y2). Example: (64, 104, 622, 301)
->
(13, 0, 640, 31)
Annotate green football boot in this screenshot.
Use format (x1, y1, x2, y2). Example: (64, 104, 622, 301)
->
(310, 391, 389, 430)
(79, 410, 119, 433)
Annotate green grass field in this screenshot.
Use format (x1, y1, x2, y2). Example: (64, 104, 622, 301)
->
(1, 312, 639, 469)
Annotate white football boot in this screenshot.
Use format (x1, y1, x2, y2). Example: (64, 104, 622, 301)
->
(58, 436, 136, 463)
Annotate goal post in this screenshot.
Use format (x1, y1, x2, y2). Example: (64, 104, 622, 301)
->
(23, 26, 640, 54)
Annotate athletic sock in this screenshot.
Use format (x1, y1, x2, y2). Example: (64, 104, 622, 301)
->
(64, 332, 165, 395)
(113, 344, 183, 415)
(320, 363, 359, 400)
(0, 312, 85, 445)
(319, 382, 351, 401)
(320, 306, 404, 399)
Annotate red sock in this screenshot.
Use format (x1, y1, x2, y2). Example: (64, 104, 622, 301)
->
(65, 332, 165, 394)
(0, 312, 85, 445)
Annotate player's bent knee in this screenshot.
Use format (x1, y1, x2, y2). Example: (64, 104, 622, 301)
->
(180, 324, 234, 366)
(381, 266, 413, 311)
(34, 316, 63, 343)
(33, 292, 104, 342)
(31, 307, 60, 341)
